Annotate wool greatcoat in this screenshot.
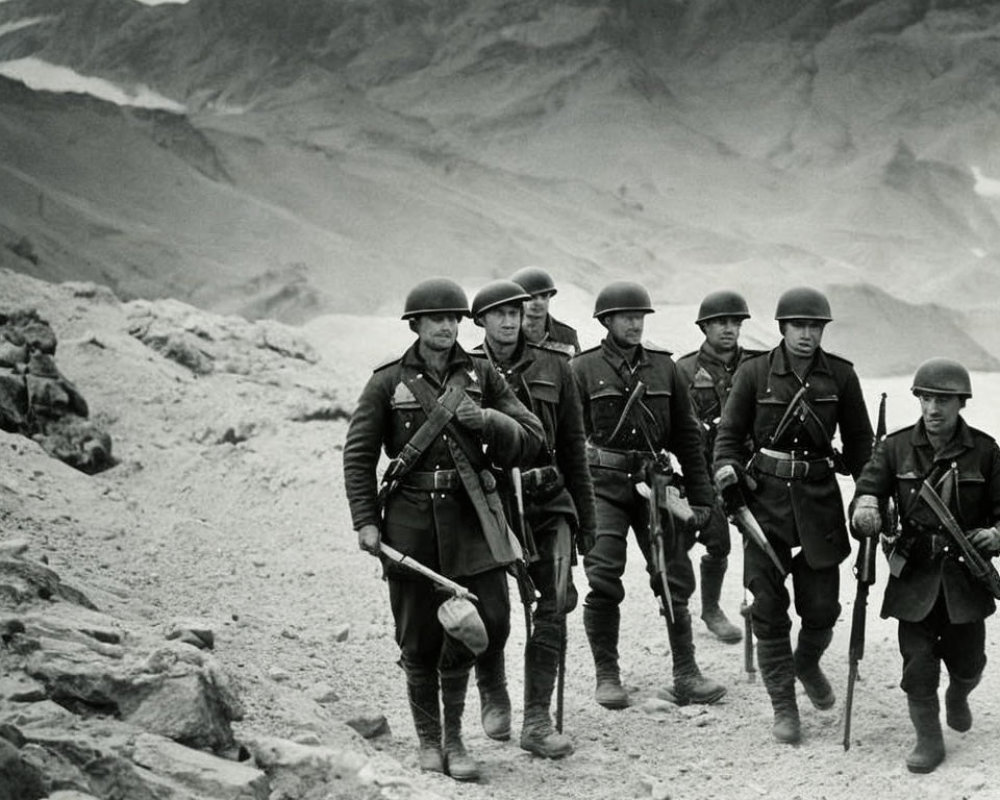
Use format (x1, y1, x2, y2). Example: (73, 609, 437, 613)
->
(344, 340, 544, 578)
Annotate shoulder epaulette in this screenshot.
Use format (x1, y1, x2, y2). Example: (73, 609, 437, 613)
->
(824, 351, 855, 367)
(642, 340, 673, 356)
(373, 353, 403, 373)
(576, 344, 602, 357)
(532, 340, 574, 358)
(676, 350, 699, 362)
(741, 349, 769, 362)
(969, 426, 998, 445)
(885, 423, 916, 440)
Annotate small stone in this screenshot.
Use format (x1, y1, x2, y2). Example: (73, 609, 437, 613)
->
(306, 683, 339, 704)
(332, 624, 350, 642)
(268, 667, 292, 683)
(346, 714, 389, 739)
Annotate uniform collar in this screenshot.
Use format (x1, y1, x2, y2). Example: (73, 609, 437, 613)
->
(771, 342, 833, 377)
(402, 340, 474, 383)
(601, 336, 648, 372)
(698, 342, 740, 370)
(910, 416, 975, 462)
(478, 336, 535, 374)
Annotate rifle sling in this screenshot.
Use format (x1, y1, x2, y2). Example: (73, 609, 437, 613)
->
(404, 373, 518, 565)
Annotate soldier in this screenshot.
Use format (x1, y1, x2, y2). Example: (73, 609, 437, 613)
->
(713, 286, 873, 744)
(851, 358, 1000, 773)
(676, 290, 762, 643)
(572, 280, 723, 710)
(470, 279, 597, 758)
(342, 278, 545, 782)
(510, 266, 581, 356)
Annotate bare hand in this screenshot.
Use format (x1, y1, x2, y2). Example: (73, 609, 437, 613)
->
(455, 396, 484, 431)
(357, 524, 381, 556)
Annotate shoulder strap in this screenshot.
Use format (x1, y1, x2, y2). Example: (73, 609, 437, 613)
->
(405, 373, 488, 470)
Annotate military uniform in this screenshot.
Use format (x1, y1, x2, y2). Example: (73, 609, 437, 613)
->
(343, 339, 543, 776)
(541, 315, 581, 356)
(572, 336, 719, 705)
(473, 338, 596, 755)
(713, 342, 872, 739)
(855, 417, 1000, 695)
(676, 344, 763, 639)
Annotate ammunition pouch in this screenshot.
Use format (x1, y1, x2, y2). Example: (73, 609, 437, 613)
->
(520, 465, 564, 504)
(753, 448, 834, 482)
(888, 528, 950, 577)
(586, 444, 650, 475)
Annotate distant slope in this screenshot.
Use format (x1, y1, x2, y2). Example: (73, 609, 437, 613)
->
(0, 0, 999, 373)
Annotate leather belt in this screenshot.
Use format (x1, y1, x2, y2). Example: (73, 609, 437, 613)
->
(754, 449, 833, 481)
(586, 446, 650, 474)
(401, 470, 461, 491)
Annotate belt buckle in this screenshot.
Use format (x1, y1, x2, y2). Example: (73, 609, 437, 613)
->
(792, 460, 808, 480)
(433, 471, 452, 490)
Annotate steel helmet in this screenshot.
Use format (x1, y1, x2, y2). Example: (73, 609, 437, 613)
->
(437, 596, 489, 655)
(471, 280, 531, 324)
(401, 278, 471, 320)
(593, 281, 654, 319)
(510, 266, 557, 297)
(774, 287, 832, 322)
(696, 290, 751, 324)
(911, 357, 972, 399)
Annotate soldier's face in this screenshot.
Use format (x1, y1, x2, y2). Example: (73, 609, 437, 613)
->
(782, 319, 825, 359)
(918, 392, 962, 439)
(524, 291, 553, 320)
(482, 304, 522, 347)
(414, 314, 460, 351)
(704, 317, 742, 352)
(604, 312, 646, 348)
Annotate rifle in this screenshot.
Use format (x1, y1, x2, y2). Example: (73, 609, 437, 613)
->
(843, 392, 886, 751)
(919, 475, 1000, 600)
(740, 591, 755, 681)
(379, 543, 479, 601)
(645, 458, 676, 625)
(716, 465, 786, 577)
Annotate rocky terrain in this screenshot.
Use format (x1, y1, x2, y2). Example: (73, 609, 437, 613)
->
(4, 266, 1000, 800)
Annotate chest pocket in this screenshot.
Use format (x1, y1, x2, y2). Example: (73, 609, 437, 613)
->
(588, 385, 625, 437)
(526, 378, 560, 449)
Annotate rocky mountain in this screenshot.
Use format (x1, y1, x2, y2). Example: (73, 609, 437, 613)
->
(1, 0, 999, 373)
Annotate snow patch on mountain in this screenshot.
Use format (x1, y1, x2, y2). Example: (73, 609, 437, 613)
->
(0, 56, 185, 111)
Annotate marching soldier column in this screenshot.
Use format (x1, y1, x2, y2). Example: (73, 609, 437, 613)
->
(343, 272, 1000, 782)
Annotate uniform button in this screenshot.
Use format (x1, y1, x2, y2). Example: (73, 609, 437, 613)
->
(404, 421, 411, 428)
(631, 428, 637, 434)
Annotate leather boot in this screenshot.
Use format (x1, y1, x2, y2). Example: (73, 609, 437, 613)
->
(794, 627, 835, 710)
(657, 605, 726, 705)
(757, 636, 801, 744)
(906, 693, 945, 773)
(700, 555, 742, 644)
(583, 605, 629, 709)
(474, 651, 512, 740)
(440, 669, 480, 782)
(520, 635, 573, 759)
(945, 672, 981, 733)
(406, 670, 443, 773)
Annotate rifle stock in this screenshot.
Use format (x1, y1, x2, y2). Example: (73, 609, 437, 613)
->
(646, 464, 675, 625)
(843, 392, 885, 751)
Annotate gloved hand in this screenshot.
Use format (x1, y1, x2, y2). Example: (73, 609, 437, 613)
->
(357, 523, 381, 556)
(968, 526, 1000, 556)
(850, 495, 882, 539)
(714, 463, 757, 494)
(455, 395, 485, 431)
(576, 528, 596, 557)
(690, 505, 713, 533)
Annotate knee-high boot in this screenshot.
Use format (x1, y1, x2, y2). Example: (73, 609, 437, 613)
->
(794, 626, 835, 710)
(700, 555, 742, 643)
(474, 650, 511, 740)
(945, 672, 981, 732)
(521, 628, 573, 758)
(657, 605, 727, 705)
(583, 605, 629, 709)
(906, 693, 945, 773)
(440, 668, 480, 782)
(406, 667, 443, 773)
(757, 636, 800, 744)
